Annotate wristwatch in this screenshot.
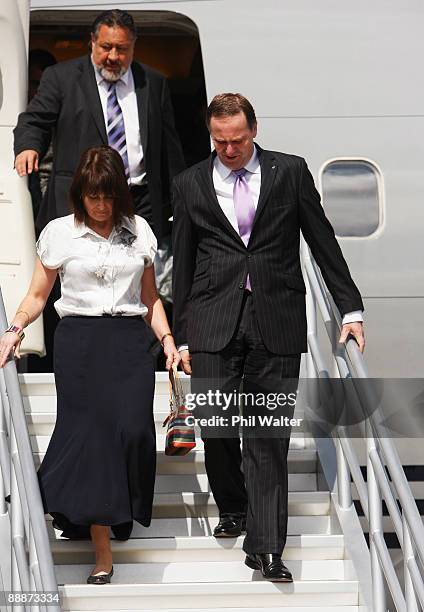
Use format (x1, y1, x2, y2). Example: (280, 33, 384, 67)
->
(5, 325, 25, 341)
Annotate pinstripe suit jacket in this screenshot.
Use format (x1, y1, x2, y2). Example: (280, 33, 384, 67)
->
(172, 145, 363, 355)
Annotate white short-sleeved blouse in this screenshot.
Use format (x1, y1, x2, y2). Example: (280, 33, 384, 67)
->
(36, 214, 157, 318)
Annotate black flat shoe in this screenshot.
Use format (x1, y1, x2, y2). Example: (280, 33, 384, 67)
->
(245, 553, 293, 582)
(213, 513, 246, 538)
(87, 566, 114, 585)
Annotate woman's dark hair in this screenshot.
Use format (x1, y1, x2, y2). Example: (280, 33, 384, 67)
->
(69, 146, 134, 225)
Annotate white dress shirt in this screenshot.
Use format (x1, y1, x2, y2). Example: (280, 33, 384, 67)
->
(178, 148, 362, 351)
(94, 63, 146, 185)
(213, 147, 261, 227)
(36, 214, 157, 318)
(213, 148, 362, 324)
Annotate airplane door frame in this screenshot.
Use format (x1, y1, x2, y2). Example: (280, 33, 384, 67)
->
(0, 0, 44, 355)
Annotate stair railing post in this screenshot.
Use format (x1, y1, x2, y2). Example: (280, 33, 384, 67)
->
(0, 370, 11, 500)
(328, 283, 352, 511)
(304, 253, 318, 427)
(403, 513, 419, 612)
(10, 456, 27, 612)
(335, 437, 352, 510)
(367, 423, 386, 612)
(0, 287, 58, 610)
(0, 375, 8, 515)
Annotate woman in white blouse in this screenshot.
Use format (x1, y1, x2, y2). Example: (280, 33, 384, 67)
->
(0, 146, 180, 584)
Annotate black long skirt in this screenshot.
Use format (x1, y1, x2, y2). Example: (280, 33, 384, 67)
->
(37, 316, 156, 540)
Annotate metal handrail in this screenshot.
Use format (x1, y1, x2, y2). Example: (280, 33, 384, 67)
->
(301, 241, 424, 612)
(0, 287, 58, 611)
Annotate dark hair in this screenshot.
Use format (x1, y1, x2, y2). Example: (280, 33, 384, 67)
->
(69, 146, 134, 225)
(28, 49, 57, 70)
(91, 9, 137, 40)
(206, 93, 257, 130)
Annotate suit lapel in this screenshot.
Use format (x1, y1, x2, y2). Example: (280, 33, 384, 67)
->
(132, 62, 149, 154)
(79, 56, 107, 143)
(251, 146, 277, 231)
(196, 156, 245, 246)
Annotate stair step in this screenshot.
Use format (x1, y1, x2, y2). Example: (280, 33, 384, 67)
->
(51, 534, 345, 564)
(26, 410, 303, 439)
(31, 432, 309, 454)
(157, 447, 318, 475)
(152, 473, 317, 493)
(20, 373, 306, 410)
(19, 372, 358, 612)
(181, 491, 325, 519)
(47, 515, 335, 539)
(56, 560, 354, 585)
(353, 481, 424, 501)
(24, 400, 305, 419)
(32, 454, 318, 490)
(59, 580, 359, 610)
(151, 491, 329, 518)
(25, 401, 305, 424)
(156, 448, 317, 475)
(359, 515, 416, 532)
(32, 448, 317, 474)
(18, 372, 182, 397)
(23, 395, 172, 414)
(43, 491, 329, 522)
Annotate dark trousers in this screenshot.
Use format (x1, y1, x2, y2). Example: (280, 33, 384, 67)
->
(131, 183, 153, 231)
(131, 182, 173, 371)
(192, 292, 301, 554)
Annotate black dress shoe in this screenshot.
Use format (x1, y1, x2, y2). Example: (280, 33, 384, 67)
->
(87, 566, 114, 585)
(245, 553, 293, 582)
(213, 513, 246, 538)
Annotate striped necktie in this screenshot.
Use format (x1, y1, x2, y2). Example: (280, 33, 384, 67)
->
(106, 82, 130, 181)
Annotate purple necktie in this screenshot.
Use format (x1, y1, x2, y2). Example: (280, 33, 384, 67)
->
(233, 168, 255, 290)
(106, 82, 130, 181)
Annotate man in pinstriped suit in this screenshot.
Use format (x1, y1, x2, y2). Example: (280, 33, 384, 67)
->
(172, 93, 365, 581)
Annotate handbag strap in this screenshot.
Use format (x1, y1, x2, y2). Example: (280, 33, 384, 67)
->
(169, 365, 185, 405)
(163, 366, 184, 427)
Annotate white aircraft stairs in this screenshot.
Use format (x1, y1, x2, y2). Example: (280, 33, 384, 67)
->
(1, 244, 424, 612)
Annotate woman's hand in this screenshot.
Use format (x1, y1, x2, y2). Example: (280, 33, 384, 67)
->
(0, 332, 22, 368)
(162, 336, 181, 371)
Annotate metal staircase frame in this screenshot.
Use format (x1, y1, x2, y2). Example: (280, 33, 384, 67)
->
(0, 287, 58, 612)
(302, 240, 424, 612)
(1, 238, 424, 611)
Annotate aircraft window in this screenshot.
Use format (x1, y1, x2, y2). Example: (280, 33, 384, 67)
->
(321, 159, 381, 237)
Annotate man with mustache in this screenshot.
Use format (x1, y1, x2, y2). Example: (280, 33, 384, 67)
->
(14, 9, 185, 240)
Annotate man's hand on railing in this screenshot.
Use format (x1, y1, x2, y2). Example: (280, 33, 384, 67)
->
(339, 322, 365, 354)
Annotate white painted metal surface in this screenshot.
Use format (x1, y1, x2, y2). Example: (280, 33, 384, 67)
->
(0, 0, 44, 355)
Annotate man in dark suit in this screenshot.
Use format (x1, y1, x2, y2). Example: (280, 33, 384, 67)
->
(14, 8, 185, 240)
(172, 93, 365, 581)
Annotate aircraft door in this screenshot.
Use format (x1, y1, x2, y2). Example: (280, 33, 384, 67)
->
(0, 0, 43, 355)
